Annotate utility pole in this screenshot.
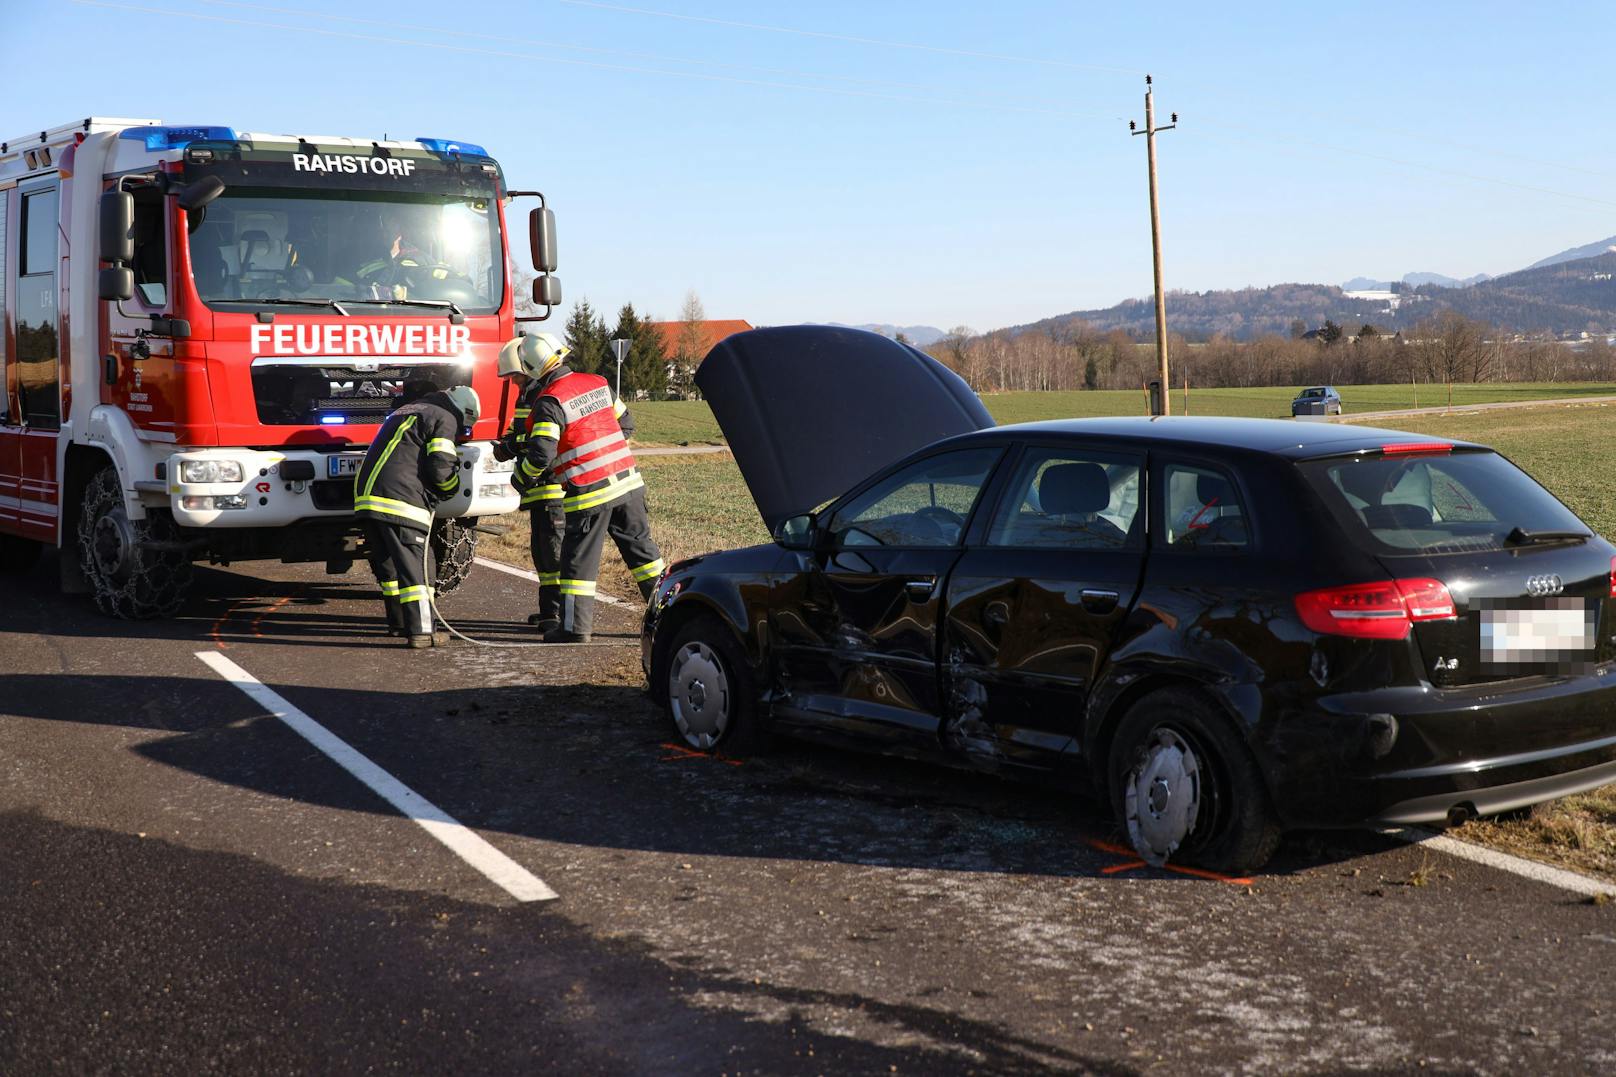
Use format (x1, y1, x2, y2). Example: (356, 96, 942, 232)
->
(1130, 75, 1176, 415)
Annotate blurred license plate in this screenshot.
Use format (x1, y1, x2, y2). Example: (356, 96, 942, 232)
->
(1480, 601, 1594, 664)
(327, 454, 364, 478)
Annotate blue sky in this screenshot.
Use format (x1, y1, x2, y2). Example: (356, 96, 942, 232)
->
(6, 0, 1616, 331)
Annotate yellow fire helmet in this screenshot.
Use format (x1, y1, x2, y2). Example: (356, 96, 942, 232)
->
(497, 332, 569, 380)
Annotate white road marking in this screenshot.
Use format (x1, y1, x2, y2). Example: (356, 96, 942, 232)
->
(474, 555, 627, 606)
(1392, 827, 1616, 899)
(195, 650, 558, 903)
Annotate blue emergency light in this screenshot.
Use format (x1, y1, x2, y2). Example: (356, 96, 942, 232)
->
(415, 137, 488, 158)
(120, 125, 238, 151)
(320, 415, 346, 425)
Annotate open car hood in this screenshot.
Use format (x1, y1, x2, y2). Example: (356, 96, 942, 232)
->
(695, 326, 994, 531)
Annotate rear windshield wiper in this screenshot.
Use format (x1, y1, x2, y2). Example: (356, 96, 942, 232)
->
(1505, 527, 1591, 547)
(244, 297, 351, 316)
(347, 297, 465, 320)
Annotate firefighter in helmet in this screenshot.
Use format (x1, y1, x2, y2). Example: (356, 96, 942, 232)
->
(509, 336, 663, 643)
(494, 332, 568, 631)
(354, 383, 480, 648)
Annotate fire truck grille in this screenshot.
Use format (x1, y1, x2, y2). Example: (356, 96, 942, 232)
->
(250, 363, 465, 426)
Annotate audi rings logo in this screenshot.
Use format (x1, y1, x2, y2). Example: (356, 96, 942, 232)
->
(1525, 574, 1564, 597)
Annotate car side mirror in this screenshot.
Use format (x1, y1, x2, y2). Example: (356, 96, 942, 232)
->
(774, 512, 818, 550)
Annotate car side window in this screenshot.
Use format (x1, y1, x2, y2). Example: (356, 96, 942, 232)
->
(829, 448, 1000, 548)
(1162, 463, 1249, 550)
(987, 449, 1141, 549)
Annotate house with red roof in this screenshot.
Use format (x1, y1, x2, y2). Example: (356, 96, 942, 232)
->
(648, 319, 755, 398)
(648, 319, 755, 362)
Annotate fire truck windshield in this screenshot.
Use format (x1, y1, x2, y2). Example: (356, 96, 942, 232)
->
(187, 188, 504, 314)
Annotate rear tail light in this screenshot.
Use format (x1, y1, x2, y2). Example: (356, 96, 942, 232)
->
(1295, 578, 1457, 640)
(1609, 556, 1615, 599)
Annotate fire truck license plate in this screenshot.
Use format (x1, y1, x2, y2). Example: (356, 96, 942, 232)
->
(327, 455, 365, 479)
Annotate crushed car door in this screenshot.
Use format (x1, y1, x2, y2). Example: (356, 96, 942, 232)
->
(771, 447, 1005, 751)
(943, 445, 1148, 768)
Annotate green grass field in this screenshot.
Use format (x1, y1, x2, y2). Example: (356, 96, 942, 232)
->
(629, 382, 1616, 445)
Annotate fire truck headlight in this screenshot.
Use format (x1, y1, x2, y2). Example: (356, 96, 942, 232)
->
(180, 460, 245, 484)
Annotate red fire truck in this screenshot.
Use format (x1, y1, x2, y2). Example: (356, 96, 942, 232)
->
(0, 118, 561, 617)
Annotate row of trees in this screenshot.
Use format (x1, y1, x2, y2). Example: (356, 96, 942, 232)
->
(925, 312, 1616, 393)
(519, 289, 713, 400)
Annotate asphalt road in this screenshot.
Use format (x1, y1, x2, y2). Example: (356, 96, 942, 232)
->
(3, 550, 1614, 1075)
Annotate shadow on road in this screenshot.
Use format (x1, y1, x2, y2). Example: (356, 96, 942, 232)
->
(0, 809, 1127, 1075)
(0, 664, 1404, 885)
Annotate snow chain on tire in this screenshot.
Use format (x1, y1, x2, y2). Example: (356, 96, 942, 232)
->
(430, 518, 478, 597)
(77, 466, 194, 619)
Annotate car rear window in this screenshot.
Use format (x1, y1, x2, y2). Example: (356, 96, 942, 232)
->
(1299, 450, 1588, 554)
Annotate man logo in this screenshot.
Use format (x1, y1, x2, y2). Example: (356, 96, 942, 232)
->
(1525, 574, 1564, 597)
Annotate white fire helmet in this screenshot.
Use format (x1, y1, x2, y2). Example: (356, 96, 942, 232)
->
(497, 332, 569, 380)
(444, 384, 481, 428)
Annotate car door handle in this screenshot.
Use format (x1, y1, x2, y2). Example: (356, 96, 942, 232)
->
(1080, 588, 1120, 613)
(904, 577, 937, 601)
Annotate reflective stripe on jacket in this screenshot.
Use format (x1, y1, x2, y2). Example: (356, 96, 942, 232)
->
(353, 392, 463, 531)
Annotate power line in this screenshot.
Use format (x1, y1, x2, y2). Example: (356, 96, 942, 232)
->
(67, 0, 1123, 123)
(556, 0, 1145, 74)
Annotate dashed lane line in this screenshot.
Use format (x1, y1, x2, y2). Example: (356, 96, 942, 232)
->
(1392, 827, 1616, 899)
(194, 650, 558, 903)
(474, 555, 628, 606)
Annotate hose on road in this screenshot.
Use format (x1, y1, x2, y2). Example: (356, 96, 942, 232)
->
(423, 540, 623, 648)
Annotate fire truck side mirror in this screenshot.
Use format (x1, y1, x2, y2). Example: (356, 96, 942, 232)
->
(99, 267, 135, 303)
(99, 190, 135, 266)
(177, 176, 225, 212)
(533, 275, 562, 307)
(529, 207, 557, 272)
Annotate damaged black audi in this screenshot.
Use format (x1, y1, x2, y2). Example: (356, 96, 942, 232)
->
(642, 326, 1616, 872)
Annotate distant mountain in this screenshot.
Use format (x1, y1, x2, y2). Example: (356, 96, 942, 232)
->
(826, 322, 947, 346)
(1343, 272, 1490, 291)
(1009, 252, 1616, 341)
(1527, 235, 1616, 271)
(1403, 271, 1492, 288)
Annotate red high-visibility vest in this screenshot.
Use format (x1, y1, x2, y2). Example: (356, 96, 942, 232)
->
(545, 372, 636, 489)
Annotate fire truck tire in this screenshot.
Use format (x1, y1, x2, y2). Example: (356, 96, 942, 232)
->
(0, 534, 43, 572)
(77, 466, 194, 619)
(430, 518, 478, 597)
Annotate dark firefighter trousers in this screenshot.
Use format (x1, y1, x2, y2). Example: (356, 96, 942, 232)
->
(363, 520, 436, 637)
(558, 486, 663, 638)
(529, 502, 565, 624)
